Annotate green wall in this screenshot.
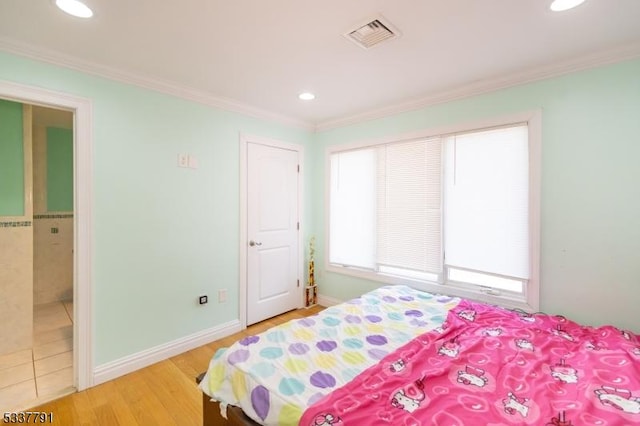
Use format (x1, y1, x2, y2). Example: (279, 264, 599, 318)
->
(312, 58, 640, 333)
(0, 98, 24, 216)
(46, 127, 74, 212)
(0, 51, 313, 365)
(1, 47, 638, 371)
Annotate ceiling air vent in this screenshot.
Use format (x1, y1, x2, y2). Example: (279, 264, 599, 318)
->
(345, 17, 400, 49)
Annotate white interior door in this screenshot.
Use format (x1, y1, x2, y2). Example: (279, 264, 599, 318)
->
(247, 141, 300, 325)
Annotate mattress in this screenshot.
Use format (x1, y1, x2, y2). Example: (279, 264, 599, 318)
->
(199, 285, 460, 425)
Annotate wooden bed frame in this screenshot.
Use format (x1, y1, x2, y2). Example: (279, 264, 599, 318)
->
(197, 372, 260, 426)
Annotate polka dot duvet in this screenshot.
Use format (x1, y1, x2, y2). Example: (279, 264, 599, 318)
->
(198, 285, 460, 425)
(300, 299, 640, 426)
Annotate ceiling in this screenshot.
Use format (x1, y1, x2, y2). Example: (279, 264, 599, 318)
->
(1, 1, 639, 129)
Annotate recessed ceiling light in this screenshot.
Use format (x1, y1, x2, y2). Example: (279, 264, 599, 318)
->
(55, 0, 94, 18)
(550, 0, 586, 12)
(298, 92, 315, 101)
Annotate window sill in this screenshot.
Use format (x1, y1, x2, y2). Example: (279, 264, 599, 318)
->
(325, 264, 538, 312)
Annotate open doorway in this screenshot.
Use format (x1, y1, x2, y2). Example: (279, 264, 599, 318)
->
(0, 101, 74, 409)
(0, 81, 93, 412)
(31, 105, 75, 400)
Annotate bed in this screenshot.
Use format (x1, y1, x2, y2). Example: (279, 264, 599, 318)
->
(198, 285, 640, 425)
(198, 285, 460, 425)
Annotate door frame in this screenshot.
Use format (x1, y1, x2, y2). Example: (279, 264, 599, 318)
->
(239, 133, 304, 329)
(0, 80, 94, 391)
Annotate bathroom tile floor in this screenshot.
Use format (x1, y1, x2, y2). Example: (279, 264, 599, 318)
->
(0, 300, 74, 411)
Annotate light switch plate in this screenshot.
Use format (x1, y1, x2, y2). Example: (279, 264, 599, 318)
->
(178, 153, 188, 168)
(188, 155, 198, 169)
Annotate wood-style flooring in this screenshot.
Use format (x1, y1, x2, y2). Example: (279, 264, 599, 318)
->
(28, 305, 325, 425)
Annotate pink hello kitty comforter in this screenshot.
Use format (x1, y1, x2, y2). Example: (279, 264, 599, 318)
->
(300, 300, 640, 426)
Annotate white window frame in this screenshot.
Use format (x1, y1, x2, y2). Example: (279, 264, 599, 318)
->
(324, 110, 541, 311)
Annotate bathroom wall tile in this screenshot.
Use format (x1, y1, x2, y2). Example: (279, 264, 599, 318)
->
(0, 221, 31, 227)
(0, 227, 33, 356)
(34, 301, 67, 319)
(34, 288, 71, 306)
(33, 218, 73, 305)
(33, 302, 71, 334)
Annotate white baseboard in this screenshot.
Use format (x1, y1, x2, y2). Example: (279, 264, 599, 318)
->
(317, 294, 343, 307)
(93, 319, 242, 386)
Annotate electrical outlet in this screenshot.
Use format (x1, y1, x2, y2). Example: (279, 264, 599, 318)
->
(218, 289, 227, 303)
(198, 295, 208, 305)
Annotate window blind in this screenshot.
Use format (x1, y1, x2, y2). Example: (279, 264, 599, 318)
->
(443, 125, 529, 279)
(329, 148, 377, 269)
(376, 138, 442, 274)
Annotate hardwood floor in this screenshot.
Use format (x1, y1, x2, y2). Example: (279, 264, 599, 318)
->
(28, 305, 325, 425)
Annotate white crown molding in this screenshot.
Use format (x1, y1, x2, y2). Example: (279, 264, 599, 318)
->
(315, 41, 640, 132)
(93, 319, 241, 386)
(3, 36, 640, 134)
(0, 37, 314, 131)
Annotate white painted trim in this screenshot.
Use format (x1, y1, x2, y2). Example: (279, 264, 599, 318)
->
(323, 110, 543, 154)
(317, 294, 342, 307)
(239, 138, 248, 330)
(239, 134, 305, 328)
(0, 37, 313, 131)
(22, 105, 33, 219)
(296, 144, 305, 311)
(93, 320, 241, 386)
(324, 266, 534, 312)
(0, 80, 94, 390)
(74, 95, 94, 391)
(316, 41, 640, 131)
(527, 111, 542, 312)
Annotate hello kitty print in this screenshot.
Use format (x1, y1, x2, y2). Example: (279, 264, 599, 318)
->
(301, 300, 640, 425)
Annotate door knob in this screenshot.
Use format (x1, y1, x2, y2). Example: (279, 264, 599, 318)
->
(249, 240, 262, 247)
